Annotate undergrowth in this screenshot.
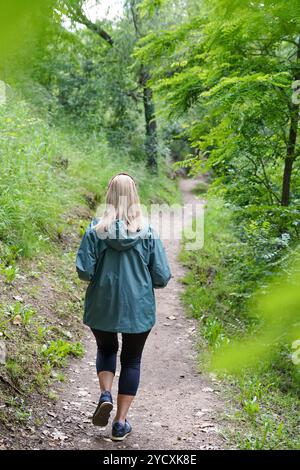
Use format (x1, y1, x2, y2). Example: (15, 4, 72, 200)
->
(180, 195, 300, 450)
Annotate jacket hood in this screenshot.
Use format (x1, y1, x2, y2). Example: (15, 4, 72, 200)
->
(92, 218, 150, 252)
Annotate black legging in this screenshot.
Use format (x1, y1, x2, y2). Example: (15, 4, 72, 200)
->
(91, 328, 151, 396)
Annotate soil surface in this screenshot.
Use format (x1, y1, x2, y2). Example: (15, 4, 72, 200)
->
(3, 178, 228, 450)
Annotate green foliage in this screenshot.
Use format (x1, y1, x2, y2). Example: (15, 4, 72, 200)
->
(5, 302, 36, 326)
(0, 97, 66, 257)
(211, 259, 300, 374)
(181, 198, 264, 331)
(0, 264, 18, 283)
(6, 359, 23, 380)
(36, 22, 142, 147)
(181, 196, 300, 449)
(137, 0, 300, 207)
(139, 0, 166, 18)
(0, 1, 59, 76)
(41, 339, 84, 367)
(192, 180, 208, 195)
(0, 92, 179, 262)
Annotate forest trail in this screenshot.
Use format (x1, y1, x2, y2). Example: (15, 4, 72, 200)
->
(23, 178, 227, 450)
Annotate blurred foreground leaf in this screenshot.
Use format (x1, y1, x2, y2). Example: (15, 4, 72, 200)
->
(210, 260, 300, 373)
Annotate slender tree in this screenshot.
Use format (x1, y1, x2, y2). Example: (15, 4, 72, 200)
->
(128, 0, 158, 172)
(282, 38, 300, 206)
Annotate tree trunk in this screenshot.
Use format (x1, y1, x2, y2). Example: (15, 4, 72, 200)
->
(281, 131, 297, 206)
(129, 1, 158, 172)
(73, 2, 159, 172)
(140, 65, 158, 172)
(281, 39, 300, 206)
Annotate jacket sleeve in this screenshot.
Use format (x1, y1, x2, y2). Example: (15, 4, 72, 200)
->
(148, 228, 172, 288)
(76, 221, 98, 282)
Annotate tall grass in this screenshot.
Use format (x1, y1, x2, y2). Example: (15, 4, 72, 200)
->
(0, 98, 63, 257)
(0, 92, 180, 261)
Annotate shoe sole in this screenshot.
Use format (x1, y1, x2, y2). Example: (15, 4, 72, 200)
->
(92, 401, 113, 427)
(111, 430, 132, 442)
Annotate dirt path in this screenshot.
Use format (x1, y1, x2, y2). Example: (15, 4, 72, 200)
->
(26, 178, 226, 450)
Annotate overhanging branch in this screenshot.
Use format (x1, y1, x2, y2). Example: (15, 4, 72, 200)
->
(65, 3, 114, 46)
(77, 10, 114, 46)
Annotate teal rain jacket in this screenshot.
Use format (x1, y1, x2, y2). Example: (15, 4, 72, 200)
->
(75, 218, 172, 333)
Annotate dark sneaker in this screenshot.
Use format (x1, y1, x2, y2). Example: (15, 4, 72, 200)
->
(111, 419, 132, 441)
(92, 391, 113, 426)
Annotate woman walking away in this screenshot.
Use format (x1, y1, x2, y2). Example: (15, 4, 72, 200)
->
(75, 173, 171, 441)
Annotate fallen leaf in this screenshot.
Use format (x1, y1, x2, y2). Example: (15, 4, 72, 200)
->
(12, 315, 22, 325)
(51, 429, 68, 441)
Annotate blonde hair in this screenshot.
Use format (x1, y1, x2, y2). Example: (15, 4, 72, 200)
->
(94, 173, 144, 234)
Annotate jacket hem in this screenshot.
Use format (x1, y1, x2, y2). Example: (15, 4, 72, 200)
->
(83, 318, 155, 334)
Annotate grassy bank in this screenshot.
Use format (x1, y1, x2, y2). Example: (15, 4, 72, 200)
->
(0, 90, 180, 427)
(180, 194, 300, 450)
(0, 93, 180, 261)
